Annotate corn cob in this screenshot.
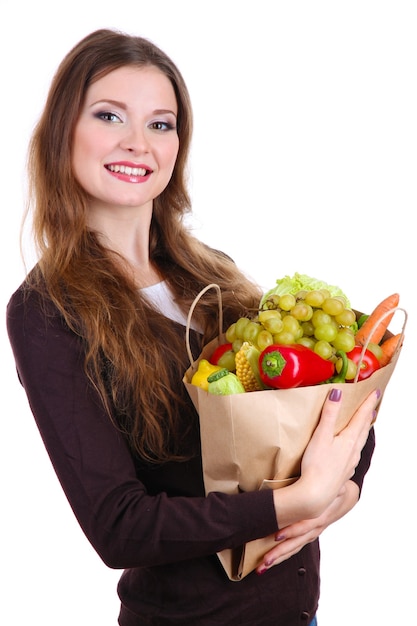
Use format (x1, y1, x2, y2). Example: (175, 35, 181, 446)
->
(235, 342, 264, 392)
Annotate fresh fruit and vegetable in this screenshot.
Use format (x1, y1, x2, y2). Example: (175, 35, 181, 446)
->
(258, 344, 335, 389)
(191, 359, 222, 391)
(354, 293, 400, 346)
(260, 272, 352, 309)
(378, 333, 403, 367)
(235, 342, 264, 391)
(190, 273, 402, 395)
(209, 342, 236, 371)
(345, 346, 381, 382)
(207, 368, 245, 395)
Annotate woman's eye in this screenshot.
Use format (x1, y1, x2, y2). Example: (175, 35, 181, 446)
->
(149, 121, 176, 131)
(95, 111, 122, 123)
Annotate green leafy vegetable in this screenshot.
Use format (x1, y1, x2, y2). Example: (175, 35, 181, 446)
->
(260, 272, 351, 309)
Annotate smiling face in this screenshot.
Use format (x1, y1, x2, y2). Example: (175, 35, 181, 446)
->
(72, 65, 180, 219)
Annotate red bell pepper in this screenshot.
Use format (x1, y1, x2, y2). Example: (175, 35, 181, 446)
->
(259, 344, 335, 389)
(345, 346, 381, 381)
(209, 342, 236, 371)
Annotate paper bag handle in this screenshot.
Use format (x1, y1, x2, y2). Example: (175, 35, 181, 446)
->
(186, 283, 223, 367)
(353, 306, 407, 383)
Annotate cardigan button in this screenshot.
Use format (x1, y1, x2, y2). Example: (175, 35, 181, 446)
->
(301, 611, 311, 621)
(298, 567, 307, 576)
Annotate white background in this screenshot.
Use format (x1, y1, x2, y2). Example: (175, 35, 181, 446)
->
(1, 1, 416, 624)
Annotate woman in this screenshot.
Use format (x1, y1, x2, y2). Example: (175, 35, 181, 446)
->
(6, 29, 378, 625)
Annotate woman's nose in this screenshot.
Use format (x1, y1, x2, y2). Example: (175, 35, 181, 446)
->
(119, 125, 149, 153)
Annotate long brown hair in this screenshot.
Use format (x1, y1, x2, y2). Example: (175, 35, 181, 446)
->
(26, 28, 262, 462)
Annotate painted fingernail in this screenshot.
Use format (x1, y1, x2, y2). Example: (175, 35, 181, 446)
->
(376, 388, 381, 399)
(275, 533, 286, 542)
(264, 558, 274, 566)
(257, 567, 268, 575)
(329, 388, 342, 402)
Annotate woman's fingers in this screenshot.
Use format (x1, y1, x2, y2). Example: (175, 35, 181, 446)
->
(339, 387, 380, 442)
(311, 386, 379, 452)
(271, 387, 380, 530)
(256, 520, 321, 575)
(315, 386, 379, 442)
(310, 387, 344, 442)
(299, 387, 380, 515)
(258, 481, 361, 575)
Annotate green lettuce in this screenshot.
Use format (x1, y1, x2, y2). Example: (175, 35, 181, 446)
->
(260, 272, 351, 309)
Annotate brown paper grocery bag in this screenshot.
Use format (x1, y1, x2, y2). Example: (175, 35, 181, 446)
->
(183, 285, 407, 580)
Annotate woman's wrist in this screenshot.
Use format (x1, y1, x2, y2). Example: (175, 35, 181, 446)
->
(273, 476, 361, 531)
(272, 476, 326, 528)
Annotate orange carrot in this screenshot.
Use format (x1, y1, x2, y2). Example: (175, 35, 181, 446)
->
(355, 293, 400, 346)
(379, 333, 403, 367)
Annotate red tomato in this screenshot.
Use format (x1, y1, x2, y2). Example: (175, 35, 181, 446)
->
(346, 346, 381, 381)
(209, 343, 236, 371)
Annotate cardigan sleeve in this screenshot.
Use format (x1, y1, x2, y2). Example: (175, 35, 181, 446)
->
(6, 285, 278, 570)
(350, 426, 375, 495)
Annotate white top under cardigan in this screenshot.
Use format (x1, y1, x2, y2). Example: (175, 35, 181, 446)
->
(141, 281, 202, 332)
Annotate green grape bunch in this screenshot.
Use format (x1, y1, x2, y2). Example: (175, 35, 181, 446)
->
(225, 289, 358, 362)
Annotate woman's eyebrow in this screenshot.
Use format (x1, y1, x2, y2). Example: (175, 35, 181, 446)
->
(89, 99, 177, 117)
(152, 109, 178, 117)
(89, 98, 127, 109)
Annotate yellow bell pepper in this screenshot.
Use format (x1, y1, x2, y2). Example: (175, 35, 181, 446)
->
(191, 359, 222, 391)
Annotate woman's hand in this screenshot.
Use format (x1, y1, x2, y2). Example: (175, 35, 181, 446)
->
(256, 480, 360, 575)
(271, 387, 379, 530)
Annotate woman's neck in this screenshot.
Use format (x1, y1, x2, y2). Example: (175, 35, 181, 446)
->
(88, 203, 160, 287)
